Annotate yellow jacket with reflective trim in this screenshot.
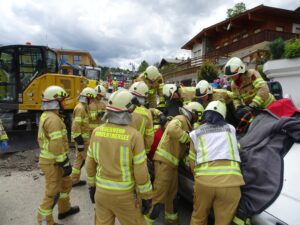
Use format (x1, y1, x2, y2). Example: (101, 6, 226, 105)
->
(88, 99, 106, 133)
(213, 89, 233, 105)
(0, 120, 8, 141)
(71, 102, 90, 141)
(179, 86, 196, 105)
(231, 69, 275, 109)
(153, 115, 192, 168)
(85, 123, 152, 199)
(38, 111, 69, 164)
(130, 106, 154, 153)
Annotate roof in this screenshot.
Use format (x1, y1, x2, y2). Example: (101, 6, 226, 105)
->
(158, 58, 185, 68)
(182, 5, 300, 50)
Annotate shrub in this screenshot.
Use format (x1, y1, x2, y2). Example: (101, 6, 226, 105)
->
(268, 38, 285, 60)
(197, 61, 219, 83)
(284, 38, 300, 59)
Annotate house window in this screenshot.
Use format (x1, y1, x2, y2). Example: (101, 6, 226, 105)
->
(216, 45, 220, 49)
(243, 33, 248, 38)
(73, 55, 81, 65)
(254, 29, 261, 34)
(292, 23, 300, 34)
(276, 26, 284, 32)
(233, 38, 238, 42)
(224, 42, 228, 46)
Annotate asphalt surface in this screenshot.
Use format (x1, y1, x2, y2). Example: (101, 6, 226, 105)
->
(0, 168, 193, 225)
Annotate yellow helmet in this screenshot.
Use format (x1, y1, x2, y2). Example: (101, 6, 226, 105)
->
(106, 89, 137, 112)
(42, 85, 68, 102)
(204, 100, 227, 119)
(95, 85, 106, 97)
(224, 57, 246, 77)
(129, 81, 149, 97)
(163, 84, 177, 98)
(182, 101, 204, 122)
(80, 87, 97, 98)
(144, 65, 161, 81)
(195, 80, 212, 97)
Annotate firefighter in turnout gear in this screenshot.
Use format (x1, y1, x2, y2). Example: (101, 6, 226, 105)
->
(145, 101, 203, 225)
(88, 84, 107, 133)
(224, 57, 275, 119)
(37, 86, 80, 225)
(0, 119, 8, 152)
(137, 65, 165, 109)
(189, 101, 245, 225)
(129, 81, 154, 153)
(85, 89, 153, 225)
(71, 87, 97, 186)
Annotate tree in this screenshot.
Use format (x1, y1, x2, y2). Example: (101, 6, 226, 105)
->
(227, 2, 246, 18)
(197, 61, 219, 83)
(138, 60, 149, 73)
(284, 38, 300, 59)
(268, 38, 285, 60)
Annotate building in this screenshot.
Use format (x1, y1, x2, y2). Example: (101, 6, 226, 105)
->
(162, 5, 300, 84)
(53, 48, 98, 75)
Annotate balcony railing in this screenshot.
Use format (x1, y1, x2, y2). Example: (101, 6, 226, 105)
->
(205, 30, 299, 57)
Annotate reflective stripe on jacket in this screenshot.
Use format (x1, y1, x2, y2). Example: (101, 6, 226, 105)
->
(71, 102, 90, 141)
(38, 111, 68, 163)
(85, 123, 152, 199)
(189, 123, 242, 177)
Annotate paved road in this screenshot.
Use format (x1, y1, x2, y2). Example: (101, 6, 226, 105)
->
(0, 169, 193, 225)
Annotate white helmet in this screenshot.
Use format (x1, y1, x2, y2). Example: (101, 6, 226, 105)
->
(144, 65, 161, 81)
(106, 89, 137, 112)
(195, 80, 213, 97)
(129, 81, 149, 98)
(204, 100, 227, 119)
(182, 101, 204, 122)
(42, 85, 68, 102)
(95, 85, 106, 97)
(80, 87, 97, 99)
(163, 84, 177, 98)
(224, 57, 246, 77)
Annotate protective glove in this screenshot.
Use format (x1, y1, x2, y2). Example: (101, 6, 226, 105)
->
(89, 186, 96, 204)
(0, 140, 9, 151)
(159, 114, 167, 127)
(141, 199, 152, 215)
(74, 135, 85, 152)
(56, 157, 72, 177)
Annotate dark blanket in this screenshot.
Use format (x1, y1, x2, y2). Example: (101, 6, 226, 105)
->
(237, 111, 300, 217)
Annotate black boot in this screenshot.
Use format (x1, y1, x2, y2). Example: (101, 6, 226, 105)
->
(58, 206, 80, 220)
(72, 180, 86, 187)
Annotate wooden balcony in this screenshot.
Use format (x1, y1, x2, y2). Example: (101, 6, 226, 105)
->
(205, 30, 299, 57)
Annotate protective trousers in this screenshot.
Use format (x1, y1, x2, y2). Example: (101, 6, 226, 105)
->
(37, 164, 72, 225)
(146, 161, 179, 225)
(94, 188, 147, 225)
(190, 181, 241, 225)
(71, 142, 88, 184)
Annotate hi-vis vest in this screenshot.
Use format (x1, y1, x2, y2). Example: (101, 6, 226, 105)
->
(189, 123, 242, 177)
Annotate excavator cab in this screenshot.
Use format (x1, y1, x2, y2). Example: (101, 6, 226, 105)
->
(0, 45, 57, 106)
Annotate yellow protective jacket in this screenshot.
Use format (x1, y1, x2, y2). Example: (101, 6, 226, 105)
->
(231, 69, 275, 109)
(71, 102, 90, 142)
(0, 120, 8, 141)
(88, 99, 106, 131)
(179, 86, 196, 105)
(153, 115, 191, 168)
(38, 111, 69, 164)
(85, 123, 152, 199)
(213, 89, 233, 104)
(130, 106, 154, 153)
(137, 74, 165, 108)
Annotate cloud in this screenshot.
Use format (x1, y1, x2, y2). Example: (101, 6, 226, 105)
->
(0, 0, 299, 68)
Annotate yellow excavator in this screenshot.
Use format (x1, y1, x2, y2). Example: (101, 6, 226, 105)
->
(0, 44, 89, 132)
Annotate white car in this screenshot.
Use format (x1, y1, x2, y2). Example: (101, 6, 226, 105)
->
(178, 143, 300, 225)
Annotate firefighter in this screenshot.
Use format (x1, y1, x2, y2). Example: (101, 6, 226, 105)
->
(145, 101, 204, 225)
(188, 100, 244, 225)
(89, 84, 107, 132)
(71, 87, 97, 186)
(137, 65, 165, 109)
(129, 81, 154, 153)
(37, 85, 80, 225)
(85, 89, 152, 225)
(224, 57, 275, 119)
(0, 119, 8, 151)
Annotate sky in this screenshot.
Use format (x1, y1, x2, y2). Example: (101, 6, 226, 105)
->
(0, 0, 299, 69)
